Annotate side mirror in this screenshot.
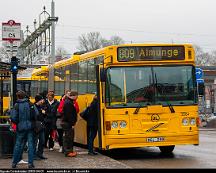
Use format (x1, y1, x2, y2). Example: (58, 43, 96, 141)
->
(100, 68, 106, 82)
(197, 82, 204, 96)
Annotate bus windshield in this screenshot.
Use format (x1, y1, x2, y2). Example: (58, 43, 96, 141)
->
(105, 65, 197, 107)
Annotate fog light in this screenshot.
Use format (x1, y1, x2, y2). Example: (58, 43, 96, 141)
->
(111, 121, 118, 129)
(182, 118, 189, 126)
(120, 121, 127, 128)
(190, 118, 196, 125)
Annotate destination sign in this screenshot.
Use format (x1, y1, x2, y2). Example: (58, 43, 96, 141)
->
(117, 46, 185, 61)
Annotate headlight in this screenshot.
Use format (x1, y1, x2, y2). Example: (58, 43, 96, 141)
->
(190, 118, 196, 125)
(119, 121, 127, 128)
(111, 121, 118, 129)
(182, 118, 189, 126)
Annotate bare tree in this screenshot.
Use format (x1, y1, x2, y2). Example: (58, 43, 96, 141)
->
(211, 50, 216, 65)
(77, 32, 125, 52)
(194, 45, 211, 66)
(56, 46, 68, 57)
(0, 46, 10, 62)
(77, 32, 103, 52)
(110, 36, 125, 45)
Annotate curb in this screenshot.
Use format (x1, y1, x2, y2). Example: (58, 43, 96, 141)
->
(199, 128, 216, 131)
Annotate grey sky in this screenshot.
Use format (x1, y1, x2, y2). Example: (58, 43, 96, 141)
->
(0, 0, 215, 54)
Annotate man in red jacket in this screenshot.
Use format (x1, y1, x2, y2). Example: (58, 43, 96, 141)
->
(62, 91, 78, 157)
(58, 90, 79, 114)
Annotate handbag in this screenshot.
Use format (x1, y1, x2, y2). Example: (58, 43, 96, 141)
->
(60, 121, 70, 129)
(56, 118, 62, 129)
(34, 120, 44, 133)
(80, 107, 89, 121)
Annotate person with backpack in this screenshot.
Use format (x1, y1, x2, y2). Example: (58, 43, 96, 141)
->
(10, 90, 38, 169)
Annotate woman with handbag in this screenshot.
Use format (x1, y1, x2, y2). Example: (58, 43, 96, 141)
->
(34, 94, 47, 160)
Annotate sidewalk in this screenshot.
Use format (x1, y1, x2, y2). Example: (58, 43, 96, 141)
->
(0, 144, 131, 169)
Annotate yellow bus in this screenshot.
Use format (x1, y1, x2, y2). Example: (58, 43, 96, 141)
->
(37, 43, 199, 154)
(0, 66, 48, 114)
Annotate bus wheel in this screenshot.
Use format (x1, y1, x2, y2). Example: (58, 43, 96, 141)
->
(159, 145, 175, 154)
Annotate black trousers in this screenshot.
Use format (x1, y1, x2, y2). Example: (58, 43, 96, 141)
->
(87, 126, 98, 153)
(63, 128, 74, 155)
(44, 126, 54, 149)
(57, 129, 63, 147)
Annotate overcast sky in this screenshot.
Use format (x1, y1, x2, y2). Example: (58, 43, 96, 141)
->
(0, 0, 216, 54)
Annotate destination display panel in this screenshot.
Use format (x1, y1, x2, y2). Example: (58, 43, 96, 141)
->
(117, 46, 185, 62)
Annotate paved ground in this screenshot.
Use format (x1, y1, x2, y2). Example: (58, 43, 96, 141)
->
(108, 128, 216, 168)
(0, 144, 130, 169)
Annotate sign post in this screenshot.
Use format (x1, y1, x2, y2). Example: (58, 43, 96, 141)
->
(2, 20, 21, 107)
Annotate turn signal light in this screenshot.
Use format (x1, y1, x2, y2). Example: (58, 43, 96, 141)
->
(105, 121, 111, 131)
(196, 117, 201, 127)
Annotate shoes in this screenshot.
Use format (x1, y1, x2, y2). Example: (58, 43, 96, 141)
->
(38, 155, 47, 159)
(34, 156, 41, 160)
(59, 147, 63, 153)
(18, 160, 28, 164)
(88, 151, 98, 156)
(66, 151, 77, 157)
(28, 164, 35, 169)
(12, 163, 16, 169)
(49, 148, 54, 151)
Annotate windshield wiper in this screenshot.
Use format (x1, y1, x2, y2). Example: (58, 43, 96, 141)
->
(168, 103, 175, 113)
(134, 103, 145, 114)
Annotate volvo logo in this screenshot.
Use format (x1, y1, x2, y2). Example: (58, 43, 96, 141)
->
(151, 114, 160, 122)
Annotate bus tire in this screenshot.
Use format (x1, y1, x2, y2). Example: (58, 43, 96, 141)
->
(159, 145, 175, 154)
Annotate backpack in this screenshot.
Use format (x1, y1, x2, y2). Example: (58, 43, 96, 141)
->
(11, 102, 39, 132)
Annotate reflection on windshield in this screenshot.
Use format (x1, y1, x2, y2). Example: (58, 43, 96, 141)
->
(105, 66, 197, 107)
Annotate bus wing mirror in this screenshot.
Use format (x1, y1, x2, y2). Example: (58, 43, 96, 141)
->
(100, 69, 106, 82)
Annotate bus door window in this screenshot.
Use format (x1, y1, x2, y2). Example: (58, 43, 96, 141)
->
(106, 68, 125, 105)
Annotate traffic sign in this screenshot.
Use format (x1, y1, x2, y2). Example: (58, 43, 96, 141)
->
(195, 68, 203, 80)
(2, 20, 21, 43)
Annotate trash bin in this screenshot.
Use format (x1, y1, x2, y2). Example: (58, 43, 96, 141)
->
(0, 124, 16, 158)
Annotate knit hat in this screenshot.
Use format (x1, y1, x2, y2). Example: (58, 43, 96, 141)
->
(35, 94, 43, 103)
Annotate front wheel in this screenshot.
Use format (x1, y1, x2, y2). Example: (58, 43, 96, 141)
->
(159, 145, 175, 154)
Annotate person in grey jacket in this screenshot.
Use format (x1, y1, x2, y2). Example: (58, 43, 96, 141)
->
(11, 90, 37, 169)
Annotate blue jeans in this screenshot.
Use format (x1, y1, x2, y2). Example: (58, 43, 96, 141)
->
(12, 130, 35, 165)
(35, 129, 45, 157)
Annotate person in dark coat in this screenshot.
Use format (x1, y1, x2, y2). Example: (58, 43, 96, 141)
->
(86, 95, 98, 155)
(34, 94, 47, 160)
(62, 91, 77, 157)
(44, 91, 59, 150)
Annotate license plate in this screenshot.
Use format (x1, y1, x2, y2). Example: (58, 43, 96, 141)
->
(146, 137, 165, 142)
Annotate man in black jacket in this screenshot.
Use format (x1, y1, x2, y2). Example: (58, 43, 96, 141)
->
(62, 91, 78, 157)
(34, 94, 47, 160)
(86, 95, 98, 155)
